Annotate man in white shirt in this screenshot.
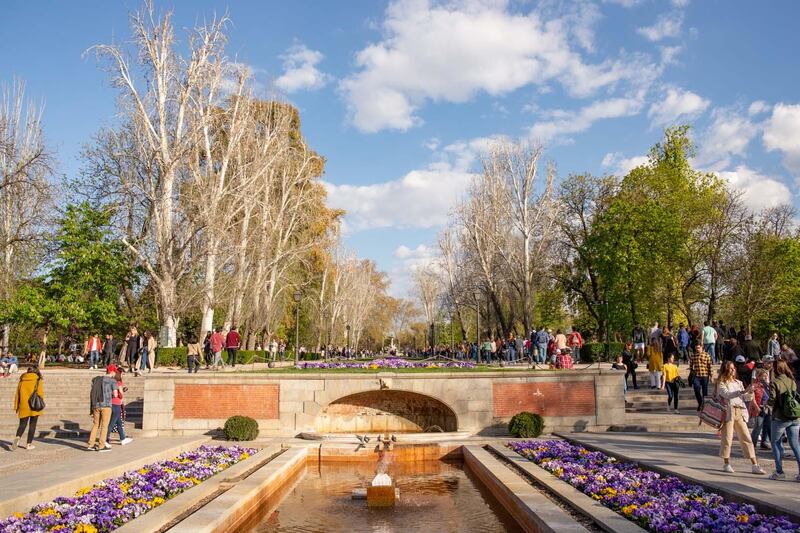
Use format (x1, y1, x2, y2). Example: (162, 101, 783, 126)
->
(702, 321, 718, 364)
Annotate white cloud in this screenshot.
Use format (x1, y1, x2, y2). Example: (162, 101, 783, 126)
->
(748, 100, 770, 116)
(274, 43, 330, 93)
(603, 0, 641, 7)
(695, 107, 758, 169)
(659, 45, 683, 66)
(763, 103, 800, 176)
(341, 0, 657, 132)
(601, 152, 649, 174)
(389, 244, 440, 296)
(671, 0, 690, 7)
(717, 165, 792, 210)
(324, 166, 474, 231)
(637, 11, 683, 41)
(529, 92, 645, 142)
(647, 87, 709, 126)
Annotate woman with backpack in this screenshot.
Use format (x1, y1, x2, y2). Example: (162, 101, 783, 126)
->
(717, 361, 766, 474)
(12, 366, 44, 450)
(767, 360, 800, 480)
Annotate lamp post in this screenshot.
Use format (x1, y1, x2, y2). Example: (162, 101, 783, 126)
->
(293, 290, 301, 368)
(345, 324, 351, 357)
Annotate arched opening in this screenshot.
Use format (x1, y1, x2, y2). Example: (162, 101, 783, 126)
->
(316, 390, 458, 433)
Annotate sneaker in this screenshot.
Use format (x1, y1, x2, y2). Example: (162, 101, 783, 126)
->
(674, 410, 681, 415)
(752, 465, 766, 475)
(24, 444, 35, 450)
(11, 436, 19, 450)
(120, 437, 133, 446)
(87, 445, 96, 451)
(98, 445, 112, 453)
(770, 471, 786, 480)
(723, 464, 735, 473)
(759, 443, 771, 450)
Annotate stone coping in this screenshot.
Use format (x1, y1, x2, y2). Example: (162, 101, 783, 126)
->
(488, 444, 646, 533)
(116, 446, 283, 533)
(144, 369, 609, 380)
(555, 432, 800, 523)
(168, 447, 308, 532)
(463, 445, 590, 532)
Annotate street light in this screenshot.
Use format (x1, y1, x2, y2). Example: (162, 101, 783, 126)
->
(345, 324, 351, 357)
(294, 290, 302, 368)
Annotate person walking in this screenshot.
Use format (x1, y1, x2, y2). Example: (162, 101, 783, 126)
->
(187, 336, 201, 373)
(647, 337, 663, 389)
(567, 327, 583, 364)
(661, 327, 678, 364)
(124, 324, 141, 371)
(632, 323, 646, 362)
(101, 334, 117, 367)
(677, 324, 690, 363)
(716, 361, 765, 474)
(136, 331, 156, 376)
(689, 345, 712, 411)
(767, 360, 800, 480)
(750, 368, 771, 450)
(210, 328, 225, 370)
(12, 366, 44, 450)
(535, 327, 549, 365)
(203, 332, 213, 369)
(84, 333, 102, 370)
(87, 366, 118, 452)
(661, 354, 680, 414)
(702, 321, 718, 365)
(106, 367, 133, 446)
(226, 326, 241, 368)
(622, 343, 639, 390)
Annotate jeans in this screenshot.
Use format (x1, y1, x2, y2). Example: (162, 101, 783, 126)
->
(89, 350, 99, 367)
(139, 348, 150, 371)
(16, 416, 38, 445)
(187, 355, 200, 373)
(571, 346, 581, 363)
(537, 343, 548, 364)
(678, 346, 688, 362)
(703, 343, 716, 364)
(751, 412, 769, 445)
(666, 382, 679, 410)
(625, 365, 638, 389)
(693, 376, 709, 409)
(108, 404, 127, 441)
(508, 347, 516, 363)
(771, 418, 800, 474)
(212, 351, 223, 369)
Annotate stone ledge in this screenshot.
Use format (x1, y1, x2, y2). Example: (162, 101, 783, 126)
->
(463, 445, 589, 533)
(488, 444, 646, 533)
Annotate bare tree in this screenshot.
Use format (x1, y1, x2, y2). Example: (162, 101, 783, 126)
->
(0, 80, 53, 349)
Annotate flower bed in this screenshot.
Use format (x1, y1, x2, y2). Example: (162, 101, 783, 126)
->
(301, 358, 475, 369)
(0, 444, 256, 533)
(509, 440, 800, 532)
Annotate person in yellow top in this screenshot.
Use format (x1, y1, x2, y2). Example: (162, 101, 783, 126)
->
(661, 354, 681, 414)
(647, 337, 663, 389)
(13, 366, 45, 450)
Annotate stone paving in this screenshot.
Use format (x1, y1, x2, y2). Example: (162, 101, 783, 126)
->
(558, 431, 800, 519)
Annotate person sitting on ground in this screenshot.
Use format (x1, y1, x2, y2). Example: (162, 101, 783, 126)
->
(716, 361, 765, 475)
(1, 352, 18, 377)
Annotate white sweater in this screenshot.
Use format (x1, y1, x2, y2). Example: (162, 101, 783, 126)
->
(717, 379, 748, 423)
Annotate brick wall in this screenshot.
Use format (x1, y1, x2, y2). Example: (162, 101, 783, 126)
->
(174, 384, 279, 419)
(492, 381, 595, 418)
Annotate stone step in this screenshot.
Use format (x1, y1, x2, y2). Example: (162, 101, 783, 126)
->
(615, 413, 703, 432)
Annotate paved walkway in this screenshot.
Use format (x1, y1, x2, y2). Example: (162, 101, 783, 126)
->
(558, 431, 800, 520)
(0, 435, 208, 516)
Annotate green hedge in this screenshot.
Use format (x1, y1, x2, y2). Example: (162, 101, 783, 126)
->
(508, 412, 545, 438)
(223, 415, 259, 441)
(579, 342, 626, 363)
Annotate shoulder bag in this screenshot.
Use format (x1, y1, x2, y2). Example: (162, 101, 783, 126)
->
(28, 376, 46, 412)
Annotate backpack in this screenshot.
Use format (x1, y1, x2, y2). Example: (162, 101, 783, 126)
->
(779, 378, 800, 420)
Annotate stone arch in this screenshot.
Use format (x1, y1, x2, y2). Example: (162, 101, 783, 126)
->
(315, 389, 458, 433)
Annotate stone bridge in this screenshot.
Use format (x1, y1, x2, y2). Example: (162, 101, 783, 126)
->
(141, 370, 624, 436)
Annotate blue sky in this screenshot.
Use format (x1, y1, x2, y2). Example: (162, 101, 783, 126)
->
(3, 0, 800, 296)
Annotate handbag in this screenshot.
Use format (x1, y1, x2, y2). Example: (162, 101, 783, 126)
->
(698, 397, 726, 429)
(28, 376, 46, 412)
(675, 376, 686, 389)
